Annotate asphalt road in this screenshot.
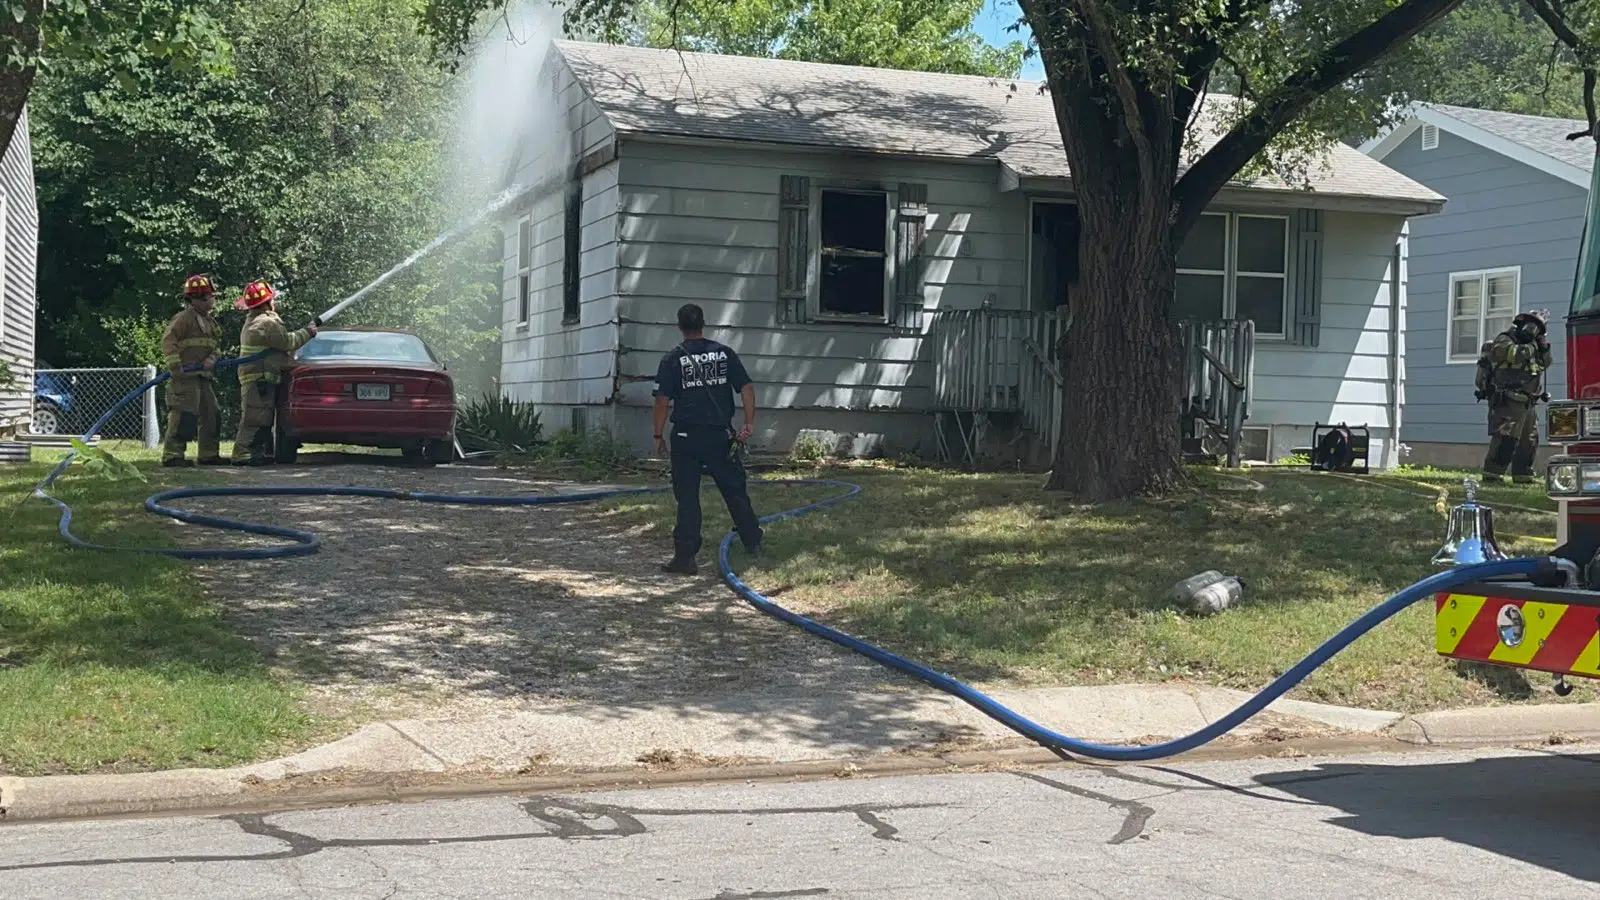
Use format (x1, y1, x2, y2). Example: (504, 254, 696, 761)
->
(5, 743, 1600, 899)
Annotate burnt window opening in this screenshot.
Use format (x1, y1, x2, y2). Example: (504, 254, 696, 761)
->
(562, 180, 582, 324)
(819, 190, 888, 319)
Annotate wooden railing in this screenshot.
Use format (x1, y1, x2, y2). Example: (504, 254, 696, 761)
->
(1179, 318, 1255, 467)
(930, 307, 1065, 458)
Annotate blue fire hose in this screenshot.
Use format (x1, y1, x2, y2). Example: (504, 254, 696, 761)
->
(30, 354, 1552, 761)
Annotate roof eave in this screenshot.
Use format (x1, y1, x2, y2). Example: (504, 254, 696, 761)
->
(615, 129, 999, 166)
(1363, 105, 1591, 189)
(1016, 174, 1444, 215)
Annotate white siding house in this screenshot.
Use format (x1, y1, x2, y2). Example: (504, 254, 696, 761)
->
(498, 41, 1444, 465)
(0, 107, 38, 462)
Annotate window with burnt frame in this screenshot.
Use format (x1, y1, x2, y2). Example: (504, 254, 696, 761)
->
(818, 190, 889, 319)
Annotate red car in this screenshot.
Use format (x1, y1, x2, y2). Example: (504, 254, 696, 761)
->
(274, 326, 456, 464)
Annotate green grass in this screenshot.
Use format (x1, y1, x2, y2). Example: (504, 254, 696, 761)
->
(0, 445, 311, 775)
(599, 461, 1576, 714)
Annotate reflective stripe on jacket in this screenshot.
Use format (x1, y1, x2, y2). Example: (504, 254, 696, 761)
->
(236, 310, 312, 385)
(160, 306, 221, 378)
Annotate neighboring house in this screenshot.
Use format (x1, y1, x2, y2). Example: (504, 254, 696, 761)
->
(0, 107, 38, 463)
(499, 41, 1444, 465)
(1360, 103, 1592, 469)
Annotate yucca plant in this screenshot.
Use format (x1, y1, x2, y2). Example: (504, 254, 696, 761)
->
(455, 392, 544, 454)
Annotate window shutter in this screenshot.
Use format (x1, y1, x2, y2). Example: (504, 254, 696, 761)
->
(777, 174, 811, 324)
(1290, 208, 1322, 346)
(895, 183, 928, 331)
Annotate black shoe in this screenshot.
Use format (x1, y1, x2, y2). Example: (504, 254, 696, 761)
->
(232, 457, 273, 468)
(161, 458, 194, 468)
(196, 457, 229, 467)
(661, 557, 699, 575)
(743, 543, 762, 559)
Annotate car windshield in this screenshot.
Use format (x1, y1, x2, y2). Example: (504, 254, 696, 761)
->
(297, 331, 434, 364)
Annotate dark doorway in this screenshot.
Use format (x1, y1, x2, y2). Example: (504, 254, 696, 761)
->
(1030, 201, 1079, 314)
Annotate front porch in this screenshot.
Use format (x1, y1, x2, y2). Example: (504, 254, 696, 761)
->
(928, 306, 1256, 469)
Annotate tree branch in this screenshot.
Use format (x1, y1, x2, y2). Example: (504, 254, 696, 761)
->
(1171, 0, 1468, 238)
(1525, 0, 1599, 140)
(1075, 0, 1159, 207)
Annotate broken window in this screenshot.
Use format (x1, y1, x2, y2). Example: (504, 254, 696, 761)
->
(818, 190, 888, 319)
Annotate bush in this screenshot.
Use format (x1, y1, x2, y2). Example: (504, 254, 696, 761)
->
(456, 392, 543, 454)
(541, 428, 636, 480)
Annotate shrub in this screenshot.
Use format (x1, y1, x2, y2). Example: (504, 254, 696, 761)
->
(456, 392, 543, 454)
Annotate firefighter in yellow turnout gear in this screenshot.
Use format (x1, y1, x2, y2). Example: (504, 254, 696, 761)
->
(160, 275, 227, 467)
(231, 280, 317, 466)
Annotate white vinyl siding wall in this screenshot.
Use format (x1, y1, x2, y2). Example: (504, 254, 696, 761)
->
(498, 57, 620, 414)
(609, 139, 1025, 423)
(0, 109, 37, 462)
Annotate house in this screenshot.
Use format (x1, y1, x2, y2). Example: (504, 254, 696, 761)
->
(1360, 103, 1592, 469)
(0, 107, 38, 462)
(498, 40, 1445, 466)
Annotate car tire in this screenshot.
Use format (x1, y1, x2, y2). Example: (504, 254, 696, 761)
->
(274, 425, 299, 464)
(29, 401, 61, 436)
(424, 437, 453, 465)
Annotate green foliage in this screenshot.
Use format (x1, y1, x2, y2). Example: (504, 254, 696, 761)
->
(67, 438, 147, 482)
(539, 427, 638, 480)
(630, 0, 1025, 77)
(456, 392, 545, 454)
(1413, 0, 1588, 116)
(34, 0, 501, 399)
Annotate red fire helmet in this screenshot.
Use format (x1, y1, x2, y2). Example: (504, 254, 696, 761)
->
(235, 279, 277, 311)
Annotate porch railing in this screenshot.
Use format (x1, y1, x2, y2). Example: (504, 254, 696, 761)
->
(1180, 319, 1255, 467)
(929, 307, 1065, 460)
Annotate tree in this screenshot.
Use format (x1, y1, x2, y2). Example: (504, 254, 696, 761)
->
(420, 0, 1600, 500)
(1412, 0, 1587, 116)
(35, 0, 504, 404)
(629, 0, 1025, 77)
(0, 0, 229, 163)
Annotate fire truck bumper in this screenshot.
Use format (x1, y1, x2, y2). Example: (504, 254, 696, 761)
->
(1437, 580, 1600, 679)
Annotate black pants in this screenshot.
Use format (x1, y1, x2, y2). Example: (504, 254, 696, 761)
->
(670, 425, 762, 559)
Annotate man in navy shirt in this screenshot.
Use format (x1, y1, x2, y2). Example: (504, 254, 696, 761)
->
(653, 303, 763, 575)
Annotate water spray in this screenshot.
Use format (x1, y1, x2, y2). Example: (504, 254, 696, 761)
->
(312, 174, 564, 327)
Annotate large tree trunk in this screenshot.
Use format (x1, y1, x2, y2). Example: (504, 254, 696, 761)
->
(1047, 213, 1184, 500)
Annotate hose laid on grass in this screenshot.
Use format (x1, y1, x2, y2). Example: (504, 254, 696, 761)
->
(30, 355, 1554, 761)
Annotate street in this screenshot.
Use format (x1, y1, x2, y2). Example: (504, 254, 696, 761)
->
(4, 743, 1600, 899)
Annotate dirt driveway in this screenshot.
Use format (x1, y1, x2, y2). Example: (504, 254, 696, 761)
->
(170, 455, 922, 738)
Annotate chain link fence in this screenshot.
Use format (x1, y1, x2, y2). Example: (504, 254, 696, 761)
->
(30, 367, 160, 446)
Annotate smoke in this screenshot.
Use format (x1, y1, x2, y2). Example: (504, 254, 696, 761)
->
(445, 0, 572, 211)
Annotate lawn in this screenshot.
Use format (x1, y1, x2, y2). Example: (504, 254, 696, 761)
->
(0, 443, 312, 775)
(599, 461, 1577, 714)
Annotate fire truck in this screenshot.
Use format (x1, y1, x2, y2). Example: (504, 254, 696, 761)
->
(1433, 144, 1600, 697)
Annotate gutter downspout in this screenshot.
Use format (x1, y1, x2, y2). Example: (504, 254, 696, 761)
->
(1388, 227, 1406, 470)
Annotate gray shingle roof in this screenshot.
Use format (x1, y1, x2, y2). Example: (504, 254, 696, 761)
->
(555, 40, 1443, 206)
(1425, 103, 1594, 173)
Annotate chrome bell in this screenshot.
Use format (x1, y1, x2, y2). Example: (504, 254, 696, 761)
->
(1431, 477, 1508, 566)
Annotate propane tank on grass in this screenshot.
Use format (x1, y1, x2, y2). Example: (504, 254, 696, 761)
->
(1172, 570, 1244, 616)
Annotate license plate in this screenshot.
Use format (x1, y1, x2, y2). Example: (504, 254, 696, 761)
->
(355, 383, 390, 401)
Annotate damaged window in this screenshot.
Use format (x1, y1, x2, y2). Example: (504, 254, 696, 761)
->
(818, 190, 888, 319)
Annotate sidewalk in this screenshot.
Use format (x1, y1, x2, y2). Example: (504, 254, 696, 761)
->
(6, 681, 1600, 822)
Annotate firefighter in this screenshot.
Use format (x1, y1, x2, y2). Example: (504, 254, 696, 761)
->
(159, 274, 226, 467)
(231, 280, 317, 466)
(1482, 308, 1553, 484)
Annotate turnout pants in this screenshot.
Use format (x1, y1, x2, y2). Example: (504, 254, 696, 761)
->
(670, 424, 763, 560)
(162, 374, 220, 462)
(1483, 396, 1538, 481)
(232, 379, 278, 462)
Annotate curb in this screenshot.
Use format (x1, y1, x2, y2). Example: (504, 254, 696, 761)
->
(1387, 701, 1600, 747)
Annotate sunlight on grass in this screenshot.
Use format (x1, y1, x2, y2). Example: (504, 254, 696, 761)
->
(0, 458, 311, 775)
(601, 462, 1576, 714)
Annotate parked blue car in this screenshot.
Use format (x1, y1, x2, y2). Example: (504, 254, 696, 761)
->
(31, 361, 76, 435)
